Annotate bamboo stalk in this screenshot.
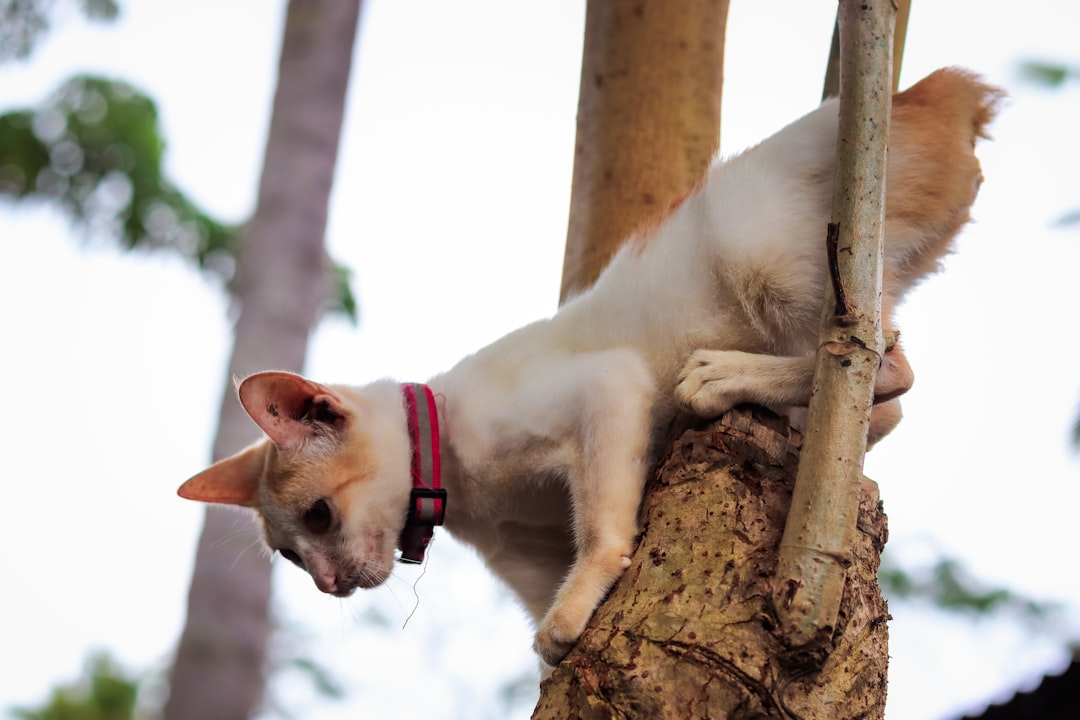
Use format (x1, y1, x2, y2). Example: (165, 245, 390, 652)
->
(772, 0, 895, 648)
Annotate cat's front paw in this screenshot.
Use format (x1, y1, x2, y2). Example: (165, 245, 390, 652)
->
(674, 349, 744, 417)
(534, 611, 587, 667)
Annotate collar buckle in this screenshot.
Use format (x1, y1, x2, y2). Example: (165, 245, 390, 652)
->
(407, 486, 448, 526)
(396, 383, 445, 565)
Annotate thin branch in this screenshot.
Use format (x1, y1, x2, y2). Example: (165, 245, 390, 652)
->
(773, 0, 895, 648)
(823, 0, 909, 98)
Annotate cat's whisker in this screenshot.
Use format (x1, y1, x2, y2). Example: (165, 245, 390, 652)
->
(221, 537, 268, 573)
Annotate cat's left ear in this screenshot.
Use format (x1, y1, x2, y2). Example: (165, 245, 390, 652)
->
(177, 442, 266, 507)
(236, 371, 350, 450)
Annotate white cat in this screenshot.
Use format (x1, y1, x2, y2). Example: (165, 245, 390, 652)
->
(178, 68, 1000, 667)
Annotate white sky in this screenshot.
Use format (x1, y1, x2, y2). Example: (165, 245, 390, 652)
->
(1, 1, 1079, 719)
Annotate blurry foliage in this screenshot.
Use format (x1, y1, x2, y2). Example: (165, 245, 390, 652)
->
(1018, 59, 1080, 447)
(0, 0, 119, 62)
(1019, 58, 1080, 232)
(1073, 407, 1080, 449)
(259, 620, 347, 720)
(1019, 58, 1080, 236)
(10, 652, 137, 720)
(0, 74, 357, 321)
(880, 554, 1060, 626)
(5, 635, 349, 720)
(0, 75, 239, 272)
(1019, 60, 1080, 89)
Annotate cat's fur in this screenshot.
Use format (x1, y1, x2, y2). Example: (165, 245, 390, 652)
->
(179, 68, 1001, 667)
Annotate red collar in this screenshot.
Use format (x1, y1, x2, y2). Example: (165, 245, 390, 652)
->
(397, 383, 446, 563)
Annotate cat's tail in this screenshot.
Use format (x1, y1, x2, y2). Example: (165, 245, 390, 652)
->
(882, 67, 1005, 306)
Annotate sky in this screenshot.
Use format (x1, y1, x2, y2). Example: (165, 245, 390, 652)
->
(1, 1, 1079, 719)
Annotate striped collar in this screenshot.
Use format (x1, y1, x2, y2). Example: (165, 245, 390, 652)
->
(396, 383, 446, 564)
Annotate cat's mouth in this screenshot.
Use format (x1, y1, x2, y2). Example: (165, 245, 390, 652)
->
(329, 587, 356, 598)
(306, 532, 395, 595)
(317, 558, 391, 596)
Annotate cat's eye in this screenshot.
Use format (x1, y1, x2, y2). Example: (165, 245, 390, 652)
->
(279, 548, 303, 568)
(303, 498, 333, 535)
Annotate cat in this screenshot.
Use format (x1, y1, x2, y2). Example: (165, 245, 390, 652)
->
(178, 68, 1001, 668)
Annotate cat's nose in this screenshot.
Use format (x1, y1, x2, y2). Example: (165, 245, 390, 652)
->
(312, 569, 341, 595)
(304, 554, 366, 595)
(313, 573, 333, 593)
(313, 571, 356, 597)
(306, 555, 349, 595)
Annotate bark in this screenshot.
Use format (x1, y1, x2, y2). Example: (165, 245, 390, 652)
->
(539, 1, 892, 715)
(533, 408, 889, 720)
(163, 2, 360, 718)
(559, 0, 729, 301)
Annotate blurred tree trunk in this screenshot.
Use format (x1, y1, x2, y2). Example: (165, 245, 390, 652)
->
(559, 0, 728, 300)
(163, 2, 361, 719)
(537, 1, 890, 716)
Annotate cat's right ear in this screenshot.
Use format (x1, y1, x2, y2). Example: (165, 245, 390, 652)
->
(177, 443, 265, 507)
(236, 371, 350, 451)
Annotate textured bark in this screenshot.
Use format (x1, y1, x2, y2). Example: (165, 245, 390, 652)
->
(559, 0, 729, 301)
(533, 408, 889, 719)
(540, 2, 889, 715)
(164, 2, 360, 718)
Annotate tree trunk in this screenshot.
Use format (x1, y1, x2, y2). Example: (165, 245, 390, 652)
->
(533, 408, 889, 719)
(540, 1, 891, 715)
(560, 0, 728, 301)
(164, 2, 361, 718)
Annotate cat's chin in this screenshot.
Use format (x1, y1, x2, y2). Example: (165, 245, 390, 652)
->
(326, 553, 393, 595)
(315, 567, 389, 597)
(353, 562, 392, 590)
(328, 587, 356, 599)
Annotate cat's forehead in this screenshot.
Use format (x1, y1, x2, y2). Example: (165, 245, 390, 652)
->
(259, 432, 380, 514)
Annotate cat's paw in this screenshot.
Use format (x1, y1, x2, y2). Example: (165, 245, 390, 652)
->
(674, 349, 745, 417)
(534, 611, 587, 667)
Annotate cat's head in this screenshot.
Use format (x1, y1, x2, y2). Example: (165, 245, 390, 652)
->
(177, 372, 413, 596)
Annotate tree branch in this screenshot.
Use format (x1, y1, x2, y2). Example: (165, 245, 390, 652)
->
(772, 0, 895, 648)
(533, 409, 890, 719)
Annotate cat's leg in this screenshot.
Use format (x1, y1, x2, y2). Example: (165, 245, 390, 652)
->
(532, 349, 654, 667)
(674, 335, 914, 419)
(674, 350, 816, 416)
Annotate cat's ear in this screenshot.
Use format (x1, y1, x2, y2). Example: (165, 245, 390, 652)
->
(236, 371, 349, 450)
(177, 443, 265, 507)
